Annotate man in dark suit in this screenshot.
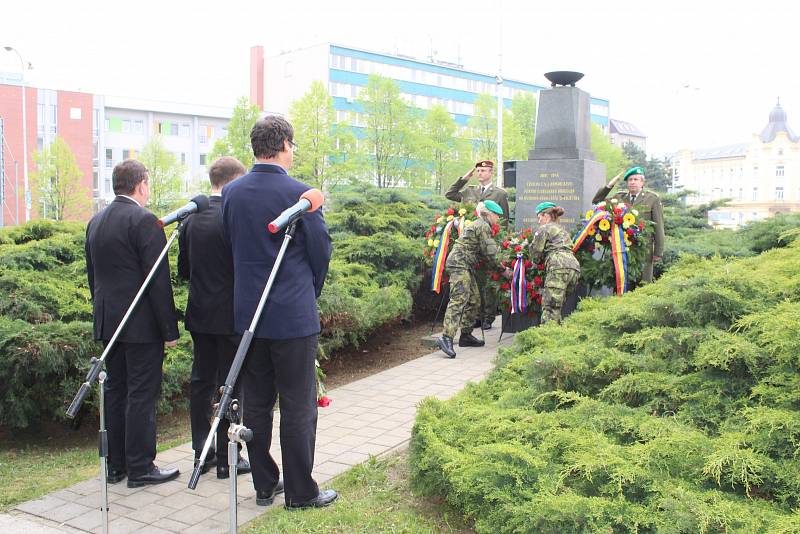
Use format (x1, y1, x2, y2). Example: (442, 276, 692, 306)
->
(85, 159, 180, 488)
(221, 116, 337, 509)
(177, 156, 254, 479)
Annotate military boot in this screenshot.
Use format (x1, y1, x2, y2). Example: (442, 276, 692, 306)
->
(459, 332, 485, 347)
(481, 318, 494, 330)
(438, 335, 456, 358)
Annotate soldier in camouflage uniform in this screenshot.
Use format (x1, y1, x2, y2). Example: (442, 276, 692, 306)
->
(438, 200, 511, 358)
(445, 160, 510, 330)
(592, 166, 665, 283)
(529, 202, 581, 324)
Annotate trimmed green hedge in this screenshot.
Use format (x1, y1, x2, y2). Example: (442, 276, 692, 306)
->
(0, 187, 441, 428)
(411, 242, 800, 533)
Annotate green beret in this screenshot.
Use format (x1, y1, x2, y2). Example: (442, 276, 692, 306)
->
(624, 166, 645, 181)
(535, 201, 556, 214)
(483, 200, 504, 215)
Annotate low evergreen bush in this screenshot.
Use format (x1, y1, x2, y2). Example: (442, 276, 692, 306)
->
(411, 241, 800, 533)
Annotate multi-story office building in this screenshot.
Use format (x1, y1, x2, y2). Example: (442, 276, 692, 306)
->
(671, 101, 800, 228)
(0, 79, 231, 224)
(251, 43, 610, 133)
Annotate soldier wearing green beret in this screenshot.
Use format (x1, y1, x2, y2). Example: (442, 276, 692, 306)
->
(529, 202, 581, 324)
(445, 160, 510, 329)
(438, 200, 511, 358)
(592, 166, 665, 283)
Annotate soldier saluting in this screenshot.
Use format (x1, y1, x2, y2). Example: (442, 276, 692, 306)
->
(437, 200, 511, 359)
(445, 160, 510, 330)
(592, 166, 665, 284)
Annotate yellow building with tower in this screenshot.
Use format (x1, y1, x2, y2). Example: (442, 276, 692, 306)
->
(670, 100, 800, 228)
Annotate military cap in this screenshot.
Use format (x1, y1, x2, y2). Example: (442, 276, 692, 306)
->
(483, 199, 504, 215)
(624, 166, 645, 181)
(475, 160, 494, 169)
(535, 201, 557, 214)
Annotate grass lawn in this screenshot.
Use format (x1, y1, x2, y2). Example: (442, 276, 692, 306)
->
(0, 410, 191, 511)
(244, 451, 473, 534)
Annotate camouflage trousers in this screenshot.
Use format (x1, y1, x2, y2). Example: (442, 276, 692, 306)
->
(541, 268, 580, 324)
(476, 272, 497, 323)
(442, 269, 479, 338)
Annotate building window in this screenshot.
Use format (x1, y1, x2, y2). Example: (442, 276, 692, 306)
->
(776, 165, 785, 177)
(200, 154, 207, 166)
(123, 149, 131, 160)
(122, 120, 131, 133)
(134, 120, 144, 134)
(93, 109, 100, 136)
(105, 148, 113, 168)
(776, 187, 784, 200)
(181, 153, 186, 165)
(778, 148, 784, 156)
(180, 123, 190, 137)
(93, 171, 99, 192)
(738, 188, 743, 200)
(752, 187, 758, 201)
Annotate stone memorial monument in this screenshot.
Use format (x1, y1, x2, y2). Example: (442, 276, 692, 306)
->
(514, 71, 606, 232)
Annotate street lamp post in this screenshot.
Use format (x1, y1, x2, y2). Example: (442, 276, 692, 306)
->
(4, 46, 30, 223)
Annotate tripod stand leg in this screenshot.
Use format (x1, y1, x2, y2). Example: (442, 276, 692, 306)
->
(98, 372, 110, 534)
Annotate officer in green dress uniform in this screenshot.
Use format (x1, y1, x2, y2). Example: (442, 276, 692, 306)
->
(437, 200, 511, 358)
(529, 202, 581, 324)
(445, 160, 510, 329)
(592, 166, 665, 283)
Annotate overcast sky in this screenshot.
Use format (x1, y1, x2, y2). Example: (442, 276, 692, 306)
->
(1, 0, 796, 156)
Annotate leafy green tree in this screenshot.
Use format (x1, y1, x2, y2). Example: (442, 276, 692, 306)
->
(139, 135, 184, 212)
(591, 123, 630, 179)
(356, 74, 419, 188)
(420, 104, 470, 193)
(31, 137, 90, 221)
(289, 81, 356, 191)
(208, 96, 261, 169)
(468, 93, 497, 160)
(505, 92, 537, 160)
(622, 142, 673, 192)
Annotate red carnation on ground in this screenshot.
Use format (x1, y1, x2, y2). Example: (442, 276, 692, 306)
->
(425, 231, 431, 237)
(502, 241, 510, 249)
(537, 263, 545, 270)
(447, 208, 455, 216)
(534, 276, 543, 286)
(430, 225, 436, 232)
(317, 396, 331, 408)
(491, 273, 501, 281)
(535, 294, 543, 304)
(524, 260, 533, 268)
(501, 282, 510, 290)
(615, 216, 624, 224)
(491, 223, 500, 236)
(514, 245, 523, 252)
(639, 221, 645, 229)
(626, 228, 635, 236)
(474, 209, 479, 217)
(429, 250, 435, 257)
(526, 281, 533, 291)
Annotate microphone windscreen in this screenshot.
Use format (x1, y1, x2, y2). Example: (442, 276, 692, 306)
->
(191, 194, 210, 213)
(300, 189, 324, 212)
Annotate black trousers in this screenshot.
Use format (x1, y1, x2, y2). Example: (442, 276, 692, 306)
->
(104, 341, 163, 478)
(190, 332, 240, 462)
(243, 334, 319, 502)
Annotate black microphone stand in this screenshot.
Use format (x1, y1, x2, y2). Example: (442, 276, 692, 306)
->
(189, 219, 301, 533)
(65, 217, 188, 534)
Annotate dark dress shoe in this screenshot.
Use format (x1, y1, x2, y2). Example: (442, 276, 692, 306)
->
(482, 319, 494, 330)
(194, 454, 217, 475)
(285, 489, 339, 510)
(127, 466, 180, 488)
(255, 479, 285, 506)
(217, 457, 252, 479)
(458, 332, 485, 347)
(438, 335, 456, 358)
(107, 468, 126, 484)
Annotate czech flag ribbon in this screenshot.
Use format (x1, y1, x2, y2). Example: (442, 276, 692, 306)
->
(510, 253, 527, 314)
(431, 220, 455, 294)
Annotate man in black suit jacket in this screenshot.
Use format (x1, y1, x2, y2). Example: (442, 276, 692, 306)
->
(178, 156, 254, 479)
(85, 159, 180, 488)
(222, 116, 337, 509)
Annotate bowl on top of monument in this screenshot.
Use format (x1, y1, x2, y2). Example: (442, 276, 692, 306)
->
(544, 71, 584, 87)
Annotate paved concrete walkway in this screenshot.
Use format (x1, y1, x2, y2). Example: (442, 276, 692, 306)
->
(8, 331, 512, 533)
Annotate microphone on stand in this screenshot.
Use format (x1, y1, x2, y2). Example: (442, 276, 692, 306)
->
(158, 195, 210, 227)
(268, 189, 324, 233)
